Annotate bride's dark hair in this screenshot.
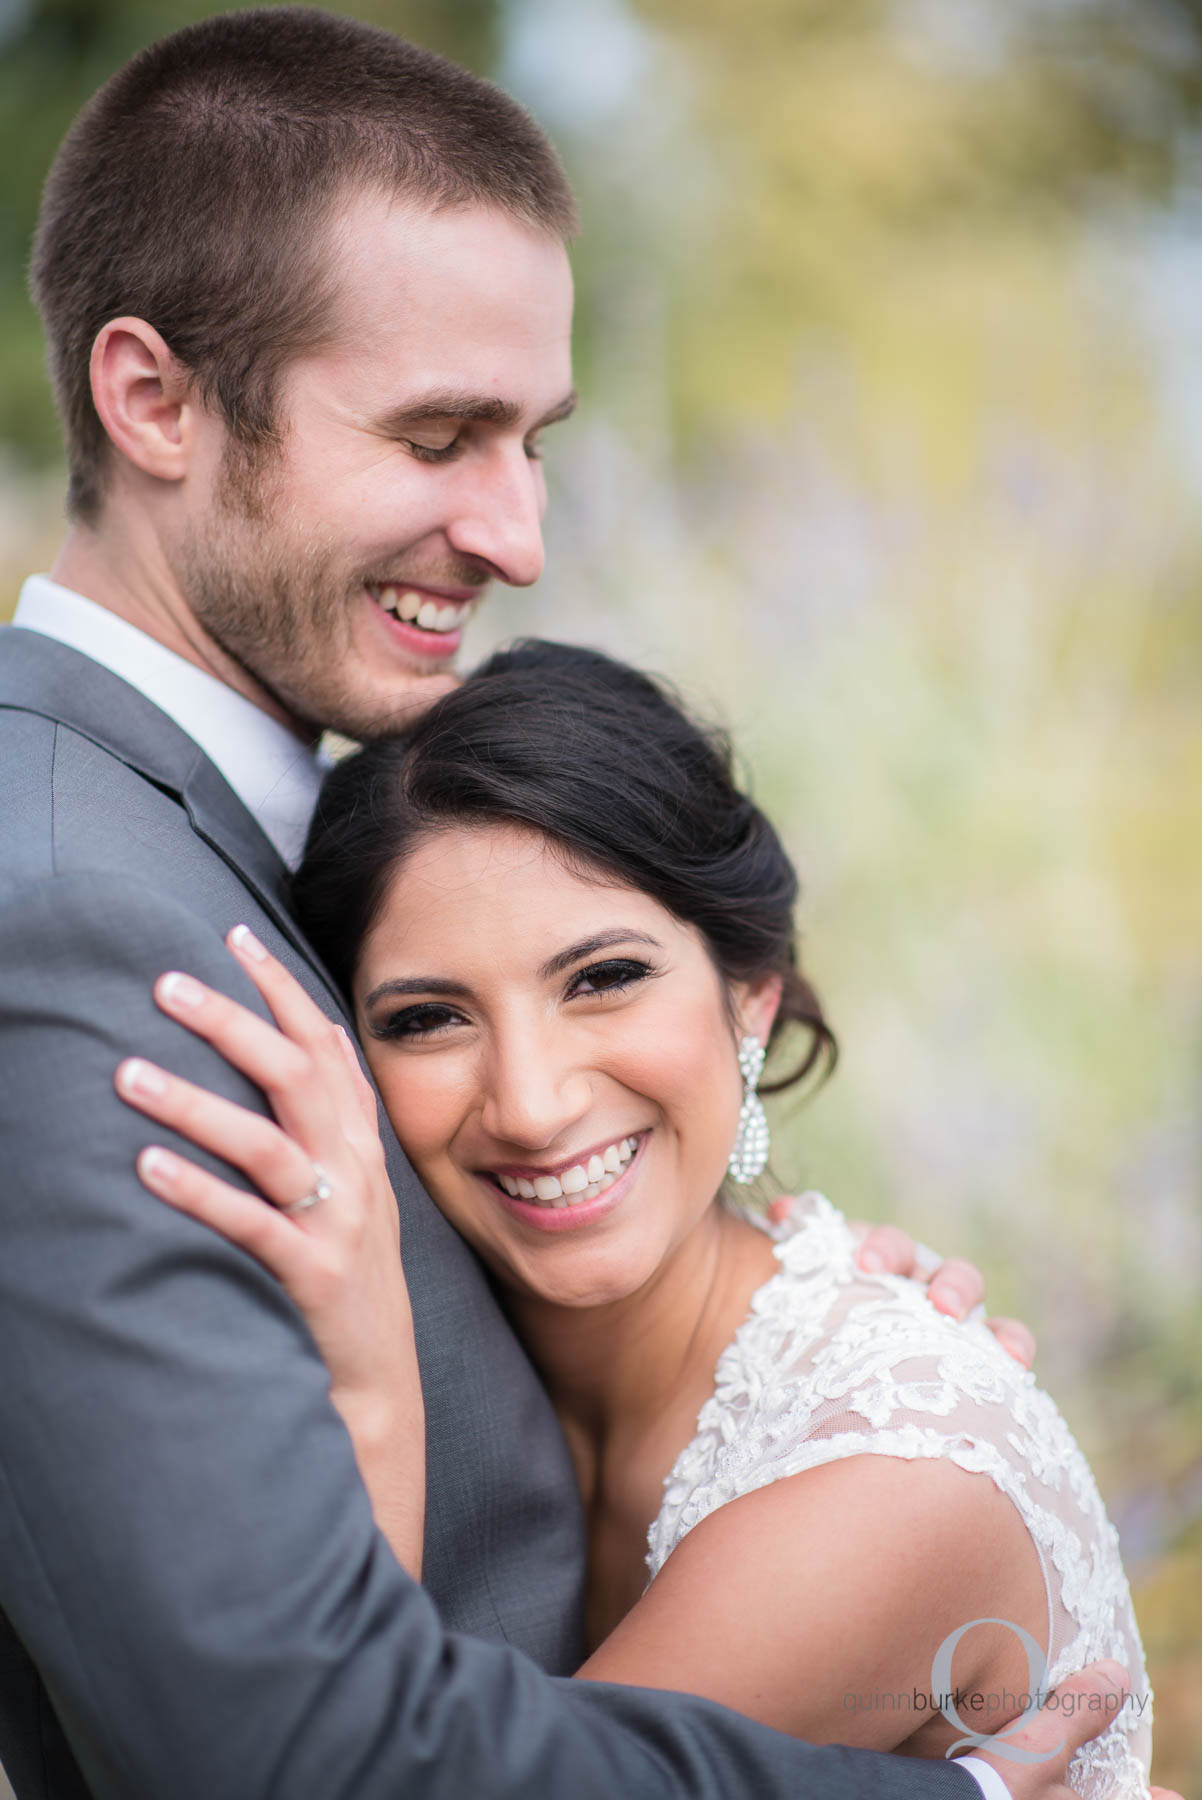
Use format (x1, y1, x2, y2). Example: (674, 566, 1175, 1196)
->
(293, 640, 836, 1096)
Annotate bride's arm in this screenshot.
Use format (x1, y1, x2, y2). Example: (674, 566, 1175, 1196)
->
(114, 925, 425, 1577)
(578, 1451, 1048, 1753)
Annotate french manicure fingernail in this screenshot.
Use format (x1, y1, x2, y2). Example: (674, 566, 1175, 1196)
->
(119, 1059, 167, 1098)
(229, 924, 267, 961)
(138, 1146, 179, 1187)
(159, 971, 205, 1009)
(858, 1248, 885, 1273)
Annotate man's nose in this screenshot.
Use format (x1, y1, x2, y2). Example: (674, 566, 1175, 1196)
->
(445, 445, 546, 589)
(480, 1022, 590, 1150)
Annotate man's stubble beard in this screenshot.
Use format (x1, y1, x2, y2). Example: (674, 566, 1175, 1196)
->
(176, 432, 439, 743)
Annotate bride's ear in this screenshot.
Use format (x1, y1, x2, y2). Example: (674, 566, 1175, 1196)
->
(732, 972, 782, 1048)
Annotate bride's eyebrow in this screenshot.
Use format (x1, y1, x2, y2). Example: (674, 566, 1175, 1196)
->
(540, 930, 662, 979)
(361, 931, 662, 1009)
(362, 975, 471, 1008)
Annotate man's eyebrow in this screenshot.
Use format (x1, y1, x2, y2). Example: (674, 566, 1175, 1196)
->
(533, 390, 578, 429)
(540, 929, 662, 980)
(377, 388, 578, 434)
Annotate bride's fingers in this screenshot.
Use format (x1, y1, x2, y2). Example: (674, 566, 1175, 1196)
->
(224, 926, 369, 1136)
(984, 1315, 1036, 1368)
(135, 1143, 313, 1288)
(334, 1024, 382, 1135)
(151, 969, 348, 1153)
(115, 1055, 333, 1217)
(925, 1256, 986, 1323)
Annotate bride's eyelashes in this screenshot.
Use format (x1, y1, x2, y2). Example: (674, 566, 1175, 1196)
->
(367, 959, 659, 1044)
(566, 957, 658, 1000)
(370, 1002, 466, 1042)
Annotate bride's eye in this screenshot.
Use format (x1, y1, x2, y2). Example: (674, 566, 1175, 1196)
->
(370, 1003, 465, 1041)
(568, 958, 655, 1000)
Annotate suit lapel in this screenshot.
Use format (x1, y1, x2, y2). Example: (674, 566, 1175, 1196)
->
(0, 626, 346, 1014)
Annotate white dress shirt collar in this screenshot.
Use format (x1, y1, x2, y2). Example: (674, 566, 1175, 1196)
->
(12, 574, 328, 870)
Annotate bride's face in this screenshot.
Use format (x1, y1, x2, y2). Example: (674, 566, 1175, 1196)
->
(353, 822, 779, 1309)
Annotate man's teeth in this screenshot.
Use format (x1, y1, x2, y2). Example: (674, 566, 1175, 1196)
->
(497, 1137, 639, 1207)
(375, 586, 473, 632)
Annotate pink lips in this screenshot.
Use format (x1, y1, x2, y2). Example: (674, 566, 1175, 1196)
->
(483, 1134, 649, 1234)
(366, 583, 480, 661)
(376, 608, 463, 660)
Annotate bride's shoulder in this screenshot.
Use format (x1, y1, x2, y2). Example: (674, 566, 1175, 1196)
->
(733, 1188, 959, 1338)
(714, 1188, 1046, 1454)
(659, 1191, 1075, 1583)
(739, 1190, 1005, 1357)
(736, 1188, 860, 1269)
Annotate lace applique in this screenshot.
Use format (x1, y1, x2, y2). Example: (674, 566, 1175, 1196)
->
(646, 1193, 1152, 1799)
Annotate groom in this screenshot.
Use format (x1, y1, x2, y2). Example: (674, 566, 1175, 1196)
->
(0, 11, 1132, 1800)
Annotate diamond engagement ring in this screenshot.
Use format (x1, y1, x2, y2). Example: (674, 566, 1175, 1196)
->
(280, 1163, 333, 1217)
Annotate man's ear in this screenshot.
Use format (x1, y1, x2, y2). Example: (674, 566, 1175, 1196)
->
(733, 972, 783, 1048)
(89, 317, 197, 484)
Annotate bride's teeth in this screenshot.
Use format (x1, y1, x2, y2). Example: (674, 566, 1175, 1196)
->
(498, 1134, 643, 1208)
(416, 599, 440, 630)
(399, 590, 422, 622)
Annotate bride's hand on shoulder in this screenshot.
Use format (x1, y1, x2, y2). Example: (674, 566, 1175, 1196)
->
(113, 924, 424, 1571)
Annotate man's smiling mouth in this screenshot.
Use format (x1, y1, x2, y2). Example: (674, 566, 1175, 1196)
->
(368, 583, 479, 635)
(488, 1133, 644, 1208)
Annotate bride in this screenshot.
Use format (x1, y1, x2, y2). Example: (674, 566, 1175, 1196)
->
(115, 640, 1153, 1797)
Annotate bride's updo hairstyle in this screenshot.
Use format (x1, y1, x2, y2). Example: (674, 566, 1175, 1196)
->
(294, 641, 836, 1096)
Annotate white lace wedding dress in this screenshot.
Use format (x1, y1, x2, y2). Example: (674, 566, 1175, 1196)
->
(645, 1193, 1152, 1798)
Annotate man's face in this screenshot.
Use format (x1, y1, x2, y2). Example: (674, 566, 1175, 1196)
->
(176, 192, 575, 740)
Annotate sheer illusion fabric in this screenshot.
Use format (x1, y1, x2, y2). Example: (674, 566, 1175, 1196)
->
(646, 1195, 1151, 1800)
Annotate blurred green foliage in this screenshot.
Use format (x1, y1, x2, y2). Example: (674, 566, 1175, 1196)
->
(0, 0, 1199, 1788)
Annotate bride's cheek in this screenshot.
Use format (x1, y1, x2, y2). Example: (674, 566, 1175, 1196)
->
(365, 1061, 437, 1163)
(382, 1061, 477, 1191)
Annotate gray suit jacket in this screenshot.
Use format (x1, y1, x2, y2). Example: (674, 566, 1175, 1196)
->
(0, 626, 974, 1799)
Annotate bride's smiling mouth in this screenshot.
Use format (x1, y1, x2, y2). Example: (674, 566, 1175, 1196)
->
(479, 1131, 651, 1231)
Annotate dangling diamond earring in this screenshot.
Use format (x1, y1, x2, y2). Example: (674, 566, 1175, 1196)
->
(728, 1035, 770, 1184)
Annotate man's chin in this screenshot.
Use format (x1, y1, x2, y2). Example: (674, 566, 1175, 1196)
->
(312, 668, 463, 745)
(377, 669, 462, 731)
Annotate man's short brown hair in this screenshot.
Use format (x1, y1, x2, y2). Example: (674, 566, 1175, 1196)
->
(31, 6, 577, 521)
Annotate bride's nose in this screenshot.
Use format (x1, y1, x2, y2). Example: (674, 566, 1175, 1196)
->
(478, 1017, 592, 1150)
